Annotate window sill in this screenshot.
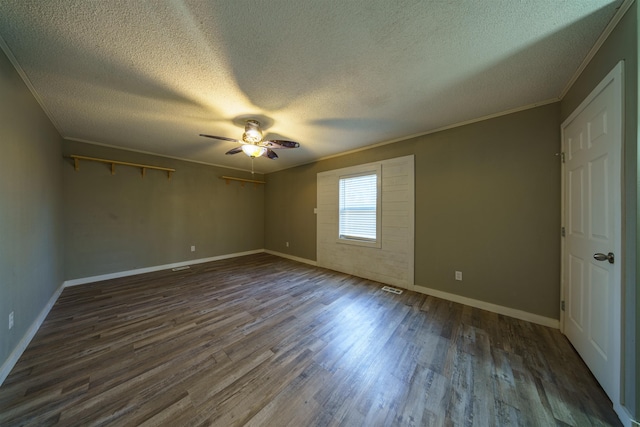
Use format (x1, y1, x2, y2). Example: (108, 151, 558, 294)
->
(336, 237, 381, 249)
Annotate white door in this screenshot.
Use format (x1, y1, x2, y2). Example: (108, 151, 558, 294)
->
(561, 61, 623, 404)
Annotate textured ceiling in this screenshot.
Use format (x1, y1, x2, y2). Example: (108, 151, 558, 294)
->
(0, 0, 624, 174)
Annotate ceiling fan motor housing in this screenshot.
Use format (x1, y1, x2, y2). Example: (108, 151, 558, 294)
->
(242, 120, 263, 144)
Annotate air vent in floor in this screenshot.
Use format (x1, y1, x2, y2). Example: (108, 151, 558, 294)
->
(381, 286, 403, 294)
(172, 266, 190, 272)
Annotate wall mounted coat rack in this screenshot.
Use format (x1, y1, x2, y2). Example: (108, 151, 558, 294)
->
(220, 176, 265, 188)
(69, 155, 175, 180)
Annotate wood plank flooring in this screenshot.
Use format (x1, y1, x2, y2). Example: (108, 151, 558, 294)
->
(0, 253, 621, 426)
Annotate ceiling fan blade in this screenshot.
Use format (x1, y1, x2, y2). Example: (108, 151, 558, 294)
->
(225, 146, 243, 155)
(262, 139, 300, 149)
(262, 148, 278, 159)
(199, 134, 241, 143)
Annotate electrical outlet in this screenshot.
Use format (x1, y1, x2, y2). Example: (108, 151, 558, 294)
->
(455, 271, 463, 281)
(286, 242, 289, 247)
(9, 311, 14, 330)
(191, 245, 195, 252)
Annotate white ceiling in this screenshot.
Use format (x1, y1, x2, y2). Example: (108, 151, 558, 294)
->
(0, 0, 624, 174)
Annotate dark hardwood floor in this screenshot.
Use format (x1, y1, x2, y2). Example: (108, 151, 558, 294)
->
(0, 253, 620, 426)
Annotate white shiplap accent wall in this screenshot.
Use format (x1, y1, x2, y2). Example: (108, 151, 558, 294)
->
(317, 155, 414, 288)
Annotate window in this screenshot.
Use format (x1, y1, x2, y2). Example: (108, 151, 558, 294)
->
(339, 168, 380, 246)
(317, 155, 414, 285)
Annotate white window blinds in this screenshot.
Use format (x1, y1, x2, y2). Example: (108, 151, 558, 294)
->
(339, 173, 378, 241)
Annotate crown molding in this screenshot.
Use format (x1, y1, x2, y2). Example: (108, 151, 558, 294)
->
(0, 34, 65, 135)
(559, 0, 635, 99)
(270, 98, 560, 174)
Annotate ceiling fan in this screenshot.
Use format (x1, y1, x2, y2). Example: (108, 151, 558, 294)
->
(199, 119, 300, 160)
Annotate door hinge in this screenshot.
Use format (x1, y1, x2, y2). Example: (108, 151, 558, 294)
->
(561, 301, 565, 311)
(561, 152, 565, 163)
(561, 226, 566, 237)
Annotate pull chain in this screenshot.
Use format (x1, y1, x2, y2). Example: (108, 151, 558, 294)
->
(251, 158, 254, 175)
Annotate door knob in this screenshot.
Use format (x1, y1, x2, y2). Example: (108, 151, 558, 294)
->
(593, 252, 615, 264)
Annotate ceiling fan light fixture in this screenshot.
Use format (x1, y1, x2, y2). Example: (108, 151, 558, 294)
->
(200, 117, 299, 161)
(241, 144, 267, 158)
(242, 120, 263, 143)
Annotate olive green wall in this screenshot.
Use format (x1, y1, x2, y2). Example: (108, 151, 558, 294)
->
(266, 103, 561, 319)
(0, 49, 64, 372)
(2, 3, 636, 417)
(63, 140, 265, 280)
(560, 1, 637, 418)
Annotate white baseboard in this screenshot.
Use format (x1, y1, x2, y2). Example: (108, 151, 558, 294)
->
(615, 402, 637, 427)
(410, 284, 560, 329)
(265, 250, 317, 267)
(264, 256, 557, 329)
(264, 255, 557, 329)
(0, 281, 65, 386)
(63, 249, 265, 287)
(1, 249, 267, 386)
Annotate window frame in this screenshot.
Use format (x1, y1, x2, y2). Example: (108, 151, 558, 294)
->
(336, 165, 382, 248)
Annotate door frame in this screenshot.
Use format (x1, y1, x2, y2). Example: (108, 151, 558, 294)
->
(560, 60, 624, 412)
